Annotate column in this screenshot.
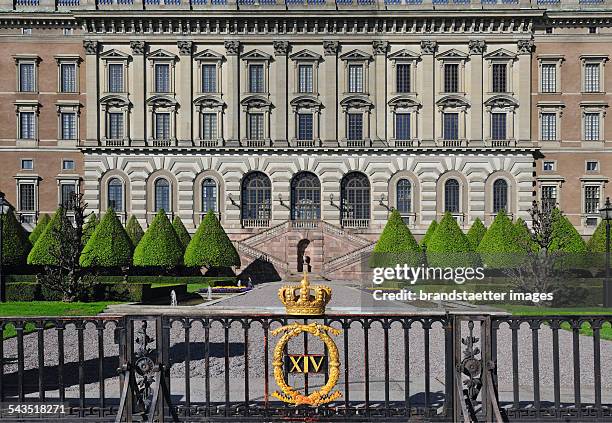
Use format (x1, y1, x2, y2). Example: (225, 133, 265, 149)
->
(468, 40, 486, 144)
(372, 41, 389, 144)
(517, 39, 534, 145)
(83, 40, 99, 146)
(420, 41, 437, 144)
(272, 41, 289, 147)
(130, 41, 146, 147)
(321, 41, 339, 146)
(177, 41, 193, 146)
(224, 41, 240, 146)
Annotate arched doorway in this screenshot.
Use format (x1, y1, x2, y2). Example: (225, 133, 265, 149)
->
(297, 239, 311, 272)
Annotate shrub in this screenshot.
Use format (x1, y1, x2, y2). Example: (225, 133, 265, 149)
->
(426, 212, 478, 267)
(172, 216, 191, 249)
(27, 208, 65, 266)
(466, 218, 487, 250)
(80, 208, 134, 268)
(28, 214, 50, 244)
(514, 217, 538, 253)
(420, 220, 438, 249)
(550, 208, 587, 253)
(1, 210, 32, 265)
(184, 210, 240, 268)
(476, 211, 525, 268)
(369, 209, 421, 267)
(82, 213, 99, 244)
(133, 210, 184, 268)
(126, 215, 144, 246)
(587, 219, 607, 253)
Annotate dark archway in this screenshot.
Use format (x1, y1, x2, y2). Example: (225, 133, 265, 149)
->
(297, 239, 311, 272)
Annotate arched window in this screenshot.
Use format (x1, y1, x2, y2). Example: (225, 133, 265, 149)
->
(493, 179, 508, 213)
(444, 179, 460, 213)
(154, 178, 170, 212)
(341, 172, 370, 226)
(396, 179, 412, 214)
(202, 178, 217, 214)
(291, 172, 321, 220)
(107, 178, 124, 212)
(241, 172, 271, 223)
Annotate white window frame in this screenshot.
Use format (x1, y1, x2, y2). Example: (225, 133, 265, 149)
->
(538, 56, 564, 94)
(581, 105, 606, 142)
(542, 161, 556, 172)
(15, 101, 39, 143)
(15, 177, 39, 224)
(62, 159, 76, 171)
(14, 56, 40, 93)
(55, 56, 81, 94)
(581, 55, 608, 94)
(56, 102, 80, 143)
(537, 103, 564, 142)
(21, 158, 34, 170)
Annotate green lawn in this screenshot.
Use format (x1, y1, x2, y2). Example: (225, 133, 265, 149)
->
(186, 283, 211, 293)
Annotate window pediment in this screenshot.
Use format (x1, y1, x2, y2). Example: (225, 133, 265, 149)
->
(99, 94, 131, 108)
(146, 95, 178, 108)
(388, 95, 421, 109)
(241, 49, 272, 61)
(147, 49, 177, 61)
(436, 49, 468, 60)
(484, 95, 519, 109)
(194, 95, 224, 109)
(388, 49, 420, 61)
(100, 49, 131, 61)
(484, 48, 517, 61)
(290, 49, 321, 62)
(340, 95, 373, 110)
(241, 95, 272, 109)
(194, 49, 224, 61)
(340, 49, 372, 62)
(436, 95, 470, 108)
(290, 95, 322, 111)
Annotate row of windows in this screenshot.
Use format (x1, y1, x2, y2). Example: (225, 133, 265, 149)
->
(18, 62, 78, 93)
(540, 61, 604, 93)
(17, 112, 77, 140)
(540, 111, 603, 141)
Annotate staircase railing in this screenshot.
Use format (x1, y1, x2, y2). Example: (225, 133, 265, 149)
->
(235, 241, 288, 272)
(321, 221, 372, 247)
(240, 221, 290, 247)
(322, 242, 375, 274)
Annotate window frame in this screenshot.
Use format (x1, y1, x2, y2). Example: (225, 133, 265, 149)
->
(538, 56, 564, 94)
(21, 159, 34, 170)
(107, 177, 125, 212)
(153, 177, 172, 213)
(586, 161, 599, 172)
(55, 57, 81, 94)
(581, 55, 608, 94)
(15, 178, 38, 223)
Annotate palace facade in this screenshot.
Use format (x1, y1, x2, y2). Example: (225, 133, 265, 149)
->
(0, 1, 611, 278)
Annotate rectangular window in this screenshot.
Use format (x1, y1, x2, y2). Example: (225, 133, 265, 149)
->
(492, 63, 507, 93)
(585, 186, 600, 214)
(60, 63, 77, 93)
(108, 113, 124, 139)
(155, 113, 171, 139)
(585, 63, 600, 93)
(61, 184, 76, 208)
(63, 28, 73, 36)
(395, 113, 411, 140)
(201, 64, 217, 93)
(348, 65, 364, 93)
(248, 113, 264, 140)
(444, 63, 459, 93)
(443, 113, 459, 140)
(541, 64, 557, 93)
(491, 113, 507, 140)
(22, 28, 32, 36)
(249, 64, 265, 93)
(19, 184, 35, 212)
(347, 113, 363, 140)
(586, 161, 598, 172)
(541, 186, 557, 212)
(21, 159, 33, 170)
(396, 64, 411, 93)
(298, 65, 313, 93)
(108, 64, 124, 93)
(540, 113, 557, 140)
(201, 113, 217, 140)
(61, 112, 77, 140)
(19, 112, 36, 139)
(584, 113, 600, 141)
(62, 159, 75, 170)
(297, 114, 313, 140)
(543, 161, 555, 171)
(155, 63, 171, 93)
(19, 63, 35, 92)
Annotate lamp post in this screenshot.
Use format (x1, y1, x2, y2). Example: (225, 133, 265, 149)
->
(599, 197, 612, 307)
(0, 191, 8, 303)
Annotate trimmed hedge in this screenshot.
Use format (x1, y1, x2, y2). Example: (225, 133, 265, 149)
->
(184, 210, 240, 268)
(1, 210, 32, 265)
(466, 218, 487, 250)
(126, 215, 144, 246)
(514, 218, 538, 252)
(82, 213, 99, 244)
(133, 210, 184, 267)
(587, 219, 607, 253)
(550, 208, 587, 253)
(4, 274, 235, 286)
(369, 209, 421, 267)
(27, 208, 66, 266)
(80, 208, 134, 268)
(477, 211, 525, 268)
(28, 214, 50, 244)
(172, 216, 191, 249)
(420, 220, 438, 249)
(426, 212, 479, 267)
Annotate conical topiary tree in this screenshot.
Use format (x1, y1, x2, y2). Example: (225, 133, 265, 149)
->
(426, 212, 478, 267)
(420, 220, 438, 249)
(27, 208, 66, 266)
(466, 218, 487, 250)
(1, 209, 32, 265)
(587, 219, 607, 253)
(133, 210, 184, 268)
(369, 209, 422, 267)
(549, 208, 587, 253)
(80, 208, 134, 268)
(184, 210, 240, 269)
(29, 213, 50, 244)
(514, 217, 538, 253)
(82, 213, 99, 244)
(125, 215, 144, 246)
(172, 216, 191, 249)
(476, 210, 524, 268)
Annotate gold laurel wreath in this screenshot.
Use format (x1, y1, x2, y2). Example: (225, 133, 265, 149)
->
(271, 322, 342, 406)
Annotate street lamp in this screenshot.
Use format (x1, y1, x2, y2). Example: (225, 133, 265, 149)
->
(0, 191, 9, 303)
(599, 197, 612, 307)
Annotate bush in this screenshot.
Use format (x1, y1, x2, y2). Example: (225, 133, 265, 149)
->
(550, 208, 587, 254)
(466, 218, 487, 250)
(184, 210, 240, 268)
(5, 282, 39, 301)
(513, 217, 537, 252)
(420, 220, 438, 249)
(80, 208, 134, 268)
(126, 215, 144, 246)
(587, 219, 607, 253)
(426, 212, 478, 267)
(28, 214, 50, 244)
(133, 210, 184, 268)
(369, 209, 421, 267)
(27, 208, 66, 266)
(1, 210, 32, 265)
(476, 211, 525, 268)
(82, 213, 99, 244)
(172, 216, 191, 249)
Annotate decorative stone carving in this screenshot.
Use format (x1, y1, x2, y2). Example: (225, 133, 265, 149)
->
(177, 40, 193, 56)
(323, 40, 339, 56)
(224, 40, 240, 56)
(273, 41, 290, 56)
(372, 40, 389, 55)
(130, 41, 146, 55)
(83, 40, 99, 55)
(420, 40, 437, 55)
(517, 39, 535, 54)
(468, 40, 486, 55)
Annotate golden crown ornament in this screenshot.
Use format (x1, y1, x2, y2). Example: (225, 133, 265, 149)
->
(278, 270, 332, 315)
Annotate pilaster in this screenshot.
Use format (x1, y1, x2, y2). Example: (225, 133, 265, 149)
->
(322, 40, 339, 146)
(224, 41, 240, 146)
(83, 40, 99, 146)
(372, 40, 388, 144)
(177, 40, 193, 146)
(517, 39, 534, 144)
(420, 40, 437, 144)
(469, 39, 486, 143)
(130, 41, 146, 147)
(272, 41, 289, 147)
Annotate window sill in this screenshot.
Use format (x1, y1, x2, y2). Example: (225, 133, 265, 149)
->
(16, 139, 38, 147)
